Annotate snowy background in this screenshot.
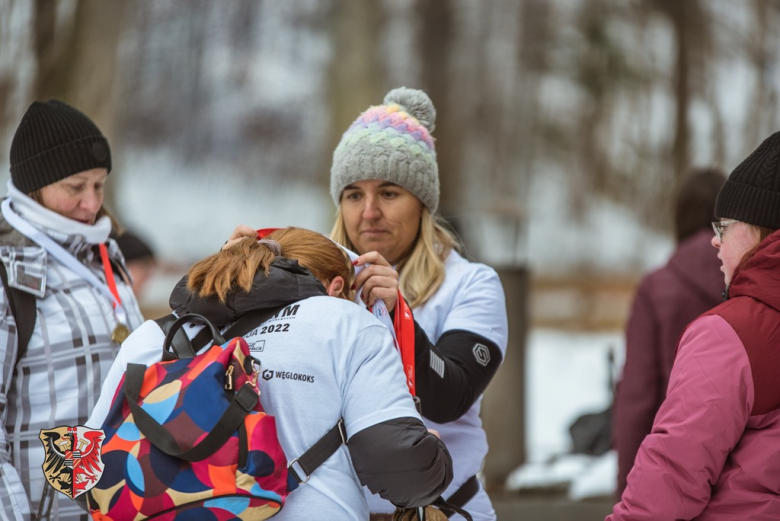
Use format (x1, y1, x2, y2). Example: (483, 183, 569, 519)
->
(526, 329, 623, 465)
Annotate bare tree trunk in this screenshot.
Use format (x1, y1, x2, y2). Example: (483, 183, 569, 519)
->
(65, 0, 127, 215)
(417, 0, 456, 218)
(670, 1, 690, 189)
(0, 0, 27, 154)
(326, 0, 384, 189)
(745, 0, 779, 147)
(28, 0, 127, 217)
(32, 0, 73, 100)
(65, 0, 127, 139)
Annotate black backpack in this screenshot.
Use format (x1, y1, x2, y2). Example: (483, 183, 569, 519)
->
(0, 263, 36, 365)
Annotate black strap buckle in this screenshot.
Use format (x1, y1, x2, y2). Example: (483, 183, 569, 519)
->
(288, 458, 311, 484)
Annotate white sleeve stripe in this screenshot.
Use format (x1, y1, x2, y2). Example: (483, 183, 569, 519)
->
(429, 351, 445, 378)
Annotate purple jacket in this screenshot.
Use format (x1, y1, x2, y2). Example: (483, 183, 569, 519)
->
(609, 229, 780, 520)
(614, 229, 723, 496)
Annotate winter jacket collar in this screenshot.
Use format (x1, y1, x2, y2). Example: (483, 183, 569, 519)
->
(727, 228, 780, 311)
(169, 257, 328, 327)
(0, 207, 126, 297)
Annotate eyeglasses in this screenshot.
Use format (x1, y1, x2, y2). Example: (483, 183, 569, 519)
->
(712, 219, 739, 241)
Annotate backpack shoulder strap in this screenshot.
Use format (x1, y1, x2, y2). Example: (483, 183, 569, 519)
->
(434, 475, 477, 520)
(154, 305, 287, 361)
(221, 305, 285, 340)
(0, 262, 36, 366)
(287, 419, 346, 485)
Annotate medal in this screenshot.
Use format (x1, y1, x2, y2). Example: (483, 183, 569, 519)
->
(112, 323, 130, 344)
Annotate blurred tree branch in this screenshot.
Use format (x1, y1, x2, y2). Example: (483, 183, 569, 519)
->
(327, 0, 383, 183)
(31, 0, 127, 218)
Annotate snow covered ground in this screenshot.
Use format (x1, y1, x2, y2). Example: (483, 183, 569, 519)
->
(526, 328, 624, 464)
(512, 327, 625, 499)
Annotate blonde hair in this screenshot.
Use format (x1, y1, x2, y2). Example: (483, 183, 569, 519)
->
(188, 227, 354, 303)
(330, 207, 458, 308)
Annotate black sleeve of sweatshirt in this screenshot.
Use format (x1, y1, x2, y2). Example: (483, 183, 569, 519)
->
(348, 417, 453, 508)
(411, 321, 503, 424)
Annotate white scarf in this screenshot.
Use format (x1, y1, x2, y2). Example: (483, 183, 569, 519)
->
(6, 179, 111, 245)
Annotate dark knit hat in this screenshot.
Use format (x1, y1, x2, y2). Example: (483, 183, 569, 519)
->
(10, 99, 112, 194)
(715, 131, 780, 230)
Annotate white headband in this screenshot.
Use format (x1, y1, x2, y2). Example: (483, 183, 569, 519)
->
(257, 238, 281, 256)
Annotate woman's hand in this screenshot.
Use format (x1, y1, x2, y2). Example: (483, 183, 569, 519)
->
(222, 225, 257, 251)
(353, 251, 399, 312)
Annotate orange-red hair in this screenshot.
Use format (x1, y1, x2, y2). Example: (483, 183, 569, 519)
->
(187, 227, 354, 303)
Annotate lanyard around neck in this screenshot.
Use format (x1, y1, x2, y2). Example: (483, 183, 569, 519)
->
(98, 244, 123, 310)
(393, 291, 416, 396)
(368, 291, 416, 396)
(1, 199, 128, 327)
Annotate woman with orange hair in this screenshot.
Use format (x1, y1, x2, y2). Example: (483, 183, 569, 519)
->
(88, 227, 452, 520)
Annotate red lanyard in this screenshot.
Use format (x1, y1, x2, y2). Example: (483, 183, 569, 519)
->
(393, 290, 416, 396)
(98, 244, 122, 309)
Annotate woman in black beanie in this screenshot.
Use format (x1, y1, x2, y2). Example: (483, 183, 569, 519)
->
(609, 132, 780, 520)
(0, 100, 144, 520)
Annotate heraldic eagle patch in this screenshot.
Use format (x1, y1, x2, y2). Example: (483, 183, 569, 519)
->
(39, 426, 105, 498)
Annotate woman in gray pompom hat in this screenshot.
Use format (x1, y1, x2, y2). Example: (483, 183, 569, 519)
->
(330, 87, 508, 521)
(225, 87, 508, 520)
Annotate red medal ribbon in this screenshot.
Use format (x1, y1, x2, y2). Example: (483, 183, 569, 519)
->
(98, 244, 122, 309)
(393, 290, 416, 396)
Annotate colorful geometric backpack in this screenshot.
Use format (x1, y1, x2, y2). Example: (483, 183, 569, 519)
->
(87, 313, 345, 520)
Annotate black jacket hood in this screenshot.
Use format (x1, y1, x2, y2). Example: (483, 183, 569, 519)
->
(169, 257, 327, 327)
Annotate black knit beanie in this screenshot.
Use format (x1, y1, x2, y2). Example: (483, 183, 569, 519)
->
(9, 99, 112, 194)
(715, 130, 780, 230)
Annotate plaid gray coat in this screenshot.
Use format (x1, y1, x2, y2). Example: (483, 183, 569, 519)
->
(0, 216, 143, 520)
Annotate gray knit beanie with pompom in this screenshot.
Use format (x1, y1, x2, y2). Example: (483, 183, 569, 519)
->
(330, 87, 440, 213)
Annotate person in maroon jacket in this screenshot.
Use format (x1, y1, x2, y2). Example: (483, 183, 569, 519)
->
(613, 167, 726, 497)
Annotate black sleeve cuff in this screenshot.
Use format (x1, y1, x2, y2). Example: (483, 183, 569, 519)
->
(348, 417, 453, 507)
(413, 326, 503, 423)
